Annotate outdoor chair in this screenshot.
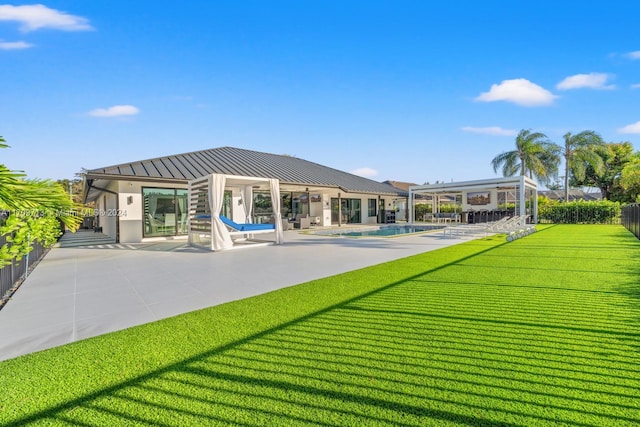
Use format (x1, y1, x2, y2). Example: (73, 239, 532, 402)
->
(292, 214, 311, 229)
(268, 216, 292, 231)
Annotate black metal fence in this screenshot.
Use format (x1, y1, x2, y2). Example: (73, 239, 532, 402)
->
(622, 204, 640, 239)
(0, 236, 46, 308)
(0, 233, 48, 307)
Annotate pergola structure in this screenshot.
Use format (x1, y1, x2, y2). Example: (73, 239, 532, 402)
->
(408, 176, 538, 223)
(188, 174, 284, 251)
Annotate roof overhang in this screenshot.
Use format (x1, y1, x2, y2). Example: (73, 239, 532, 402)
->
(410, 176, 537, 195)
(83, 172, 401, 202)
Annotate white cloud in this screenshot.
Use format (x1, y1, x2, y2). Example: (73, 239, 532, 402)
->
(461, 126, 517, 136)
(475, 78, 557, 107)
(631, 83, 640, 89)
(556, 73, 615, 90)
(351, 167, 378, 178)
(0, 40, 33, 50)
(0, 4, 92, 32)
(618, 121, 640, 134)
(88, 105, 140, 118)
(625, 50, 640, 60)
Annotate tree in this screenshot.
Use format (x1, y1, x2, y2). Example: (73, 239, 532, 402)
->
(56, 177, 85, 204)
(571, 141, 634, 201)
(490, 129, 560, 184)
(0, 136, 82, 267)
(620, 154, 640, 202)
(562, 131, 604, 202)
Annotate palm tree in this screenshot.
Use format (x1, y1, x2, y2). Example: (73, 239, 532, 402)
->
(490, 129, 560, 184)
(562, 131, 604, 202)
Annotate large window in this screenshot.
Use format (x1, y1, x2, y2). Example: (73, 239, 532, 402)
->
(331, 198, 361, 224)
(253, 192, 273, 223)
(143, 188, 188, 237)
(252, 191, 309, 223)
(292, 192, 309, 217)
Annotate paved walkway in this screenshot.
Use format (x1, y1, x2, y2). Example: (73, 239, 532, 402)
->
(0, 228, 487, 362)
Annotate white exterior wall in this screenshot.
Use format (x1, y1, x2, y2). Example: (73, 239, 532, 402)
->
(94, 179, 399, 242)
(128, 181, 187, 243)
(94, 181, 187, 243)
(94, 181, 119, 240)
(117, 181, 144, 243)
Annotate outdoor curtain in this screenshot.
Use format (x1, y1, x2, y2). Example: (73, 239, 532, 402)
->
(241, 185, 253, 223)
(208, 174, 233, 251)
(148, 194, 157, 216)
(269, 178, 284, 244)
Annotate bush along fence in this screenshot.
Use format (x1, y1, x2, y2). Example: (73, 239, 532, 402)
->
(538, 200, 621, 225)
(0, 233, 47, 308)
(0, 213, 65, 310)
(622, 204, 640, 239)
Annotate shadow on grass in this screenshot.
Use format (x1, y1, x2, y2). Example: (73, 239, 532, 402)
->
(8, 227, 640, 426)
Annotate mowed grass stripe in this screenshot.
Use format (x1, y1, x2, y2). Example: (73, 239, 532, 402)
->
(0, 224, 638, 426)
(354, 293, 638, 336)
(293, 310, 636, 362)
(283, 312, 640, 373)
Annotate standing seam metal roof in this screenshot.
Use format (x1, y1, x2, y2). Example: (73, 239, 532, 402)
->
(86, 146, 400, 195)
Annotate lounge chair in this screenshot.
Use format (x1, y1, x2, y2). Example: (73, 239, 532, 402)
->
(219, 215, 275, 233)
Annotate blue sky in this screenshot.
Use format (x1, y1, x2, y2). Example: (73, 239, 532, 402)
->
(1, 1, 639, 186)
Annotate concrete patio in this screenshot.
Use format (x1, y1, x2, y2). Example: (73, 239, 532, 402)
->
(0, 228, 487, 362)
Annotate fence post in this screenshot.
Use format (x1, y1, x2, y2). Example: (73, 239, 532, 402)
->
(24, 233, 31, 280)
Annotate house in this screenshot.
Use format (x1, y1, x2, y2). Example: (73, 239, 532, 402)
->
(82, 146, 402, 243)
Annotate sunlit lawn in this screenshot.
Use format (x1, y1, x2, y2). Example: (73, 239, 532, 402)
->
(1, 225, 639, 426)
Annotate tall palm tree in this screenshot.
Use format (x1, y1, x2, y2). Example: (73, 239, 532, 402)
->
(562, 131, 604, 202)
(490, 129, 560, 184)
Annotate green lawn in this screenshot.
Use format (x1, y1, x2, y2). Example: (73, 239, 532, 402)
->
(1, 225, 639, 426)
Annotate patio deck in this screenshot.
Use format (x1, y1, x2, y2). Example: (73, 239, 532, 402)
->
(0, 227, 488, 362)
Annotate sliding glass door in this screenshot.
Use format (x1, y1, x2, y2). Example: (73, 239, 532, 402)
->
(330, 198, 361, 224)
(143, 188, 188, 237)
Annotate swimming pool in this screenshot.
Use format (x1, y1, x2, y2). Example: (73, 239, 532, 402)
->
(314, 224, 445, 237)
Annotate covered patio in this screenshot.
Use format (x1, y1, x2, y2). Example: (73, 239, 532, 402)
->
(187, 174, 284, 251)
(408, 176, 538, 224)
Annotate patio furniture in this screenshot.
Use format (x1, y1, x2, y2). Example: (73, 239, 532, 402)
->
(268, 216, 292, 231)
(219, 215, 276, 234)
(292, 214, 311, 229)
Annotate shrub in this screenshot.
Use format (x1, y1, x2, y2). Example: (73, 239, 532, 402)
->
(538, 200, 621, 224)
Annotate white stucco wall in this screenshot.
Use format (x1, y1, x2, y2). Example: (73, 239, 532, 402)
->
(93, 181, 119, 240)
(117, 181, 143, 243)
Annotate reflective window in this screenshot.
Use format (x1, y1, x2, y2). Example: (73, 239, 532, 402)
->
(143, 188, 188, 237)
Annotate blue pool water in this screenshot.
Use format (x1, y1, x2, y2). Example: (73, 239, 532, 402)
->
(317, 224, 445, 237)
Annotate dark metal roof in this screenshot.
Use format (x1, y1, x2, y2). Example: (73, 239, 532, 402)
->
(85, 146, 400, 195)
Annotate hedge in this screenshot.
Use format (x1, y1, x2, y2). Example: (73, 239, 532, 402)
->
(538, 200, 621, 224)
